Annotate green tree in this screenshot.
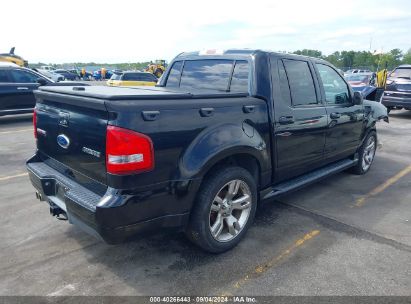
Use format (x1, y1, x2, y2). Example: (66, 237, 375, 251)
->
(293, 49, 323, 58)
(402, 48, 411, 64)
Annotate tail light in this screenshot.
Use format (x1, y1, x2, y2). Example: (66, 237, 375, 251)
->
(33, 109, 37, 139)
(106, 125, 154, 175)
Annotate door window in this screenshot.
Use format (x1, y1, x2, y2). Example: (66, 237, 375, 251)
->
(316, 64, 351, 104)
(283, 60, 318, 106)
(0, 70, 10, 82)
(278, 60, 292, 106)
(10, 69, 40, 83)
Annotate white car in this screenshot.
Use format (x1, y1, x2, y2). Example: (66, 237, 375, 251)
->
(36, 69, 65, 82)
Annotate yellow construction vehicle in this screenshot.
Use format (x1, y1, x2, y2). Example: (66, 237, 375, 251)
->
(145, 59, 167, 78)
(0, 47, 28, 67)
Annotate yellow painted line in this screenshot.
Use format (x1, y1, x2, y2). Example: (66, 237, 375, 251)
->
(0, 128, 32, 135)
(353, 164, 411, 208)
(0, 172, 28, 182)
(220, 230, 320, 295)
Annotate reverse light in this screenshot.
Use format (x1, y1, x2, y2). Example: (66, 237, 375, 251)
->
(106, 125, 154, 175)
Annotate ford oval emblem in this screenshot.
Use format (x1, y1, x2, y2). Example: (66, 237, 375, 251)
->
(57, 134, 70, 149)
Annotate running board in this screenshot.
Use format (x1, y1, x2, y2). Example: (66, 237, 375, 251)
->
(261, 158, 358, 200)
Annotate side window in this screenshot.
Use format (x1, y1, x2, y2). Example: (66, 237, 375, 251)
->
(229, 61, 249, 92)
(166, 61, 183, 87)
(10, 70, 39, 83)
(283, 59, 317, 106)
(0, 70, 10, 82)
(278, 60, 292, 106)
(316, 64, 351, 105)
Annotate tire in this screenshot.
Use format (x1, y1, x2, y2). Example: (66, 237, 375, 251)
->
(185, 166, 257, 253)
(350, 131, 377, 175)
(386, 107, 392, 114)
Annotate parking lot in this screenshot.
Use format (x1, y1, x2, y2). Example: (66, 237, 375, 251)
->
(0, 110, 410, 296)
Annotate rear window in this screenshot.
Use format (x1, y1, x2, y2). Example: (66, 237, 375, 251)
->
(180, 60, 232, 91)
(166, 59, 249, 92)
(390, 68, 411, 79)
(122, 73, 153, 81)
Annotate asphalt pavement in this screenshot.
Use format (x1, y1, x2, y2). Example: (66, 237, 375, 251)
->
(0, 110, 410, 296)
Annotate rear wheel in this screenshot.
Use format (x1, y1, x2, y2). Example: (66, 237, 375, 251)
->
(350, 131, 377, 175)
(186, 166, 257, 253)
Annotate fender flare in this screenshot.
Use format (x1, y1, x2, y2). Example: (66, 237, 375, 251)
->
(177, 122, 270, 181)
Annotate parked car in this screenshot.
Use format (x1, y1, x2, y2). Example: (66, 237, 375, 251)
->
(345, 73, 374, 92)
(0, 65, 87, 116)
(106, 71, 158, 86)
(344, 69, 372, 76)
(27, 50, 387, 253)
(381, 64, 411, 112)
(54, 69, 79, 81)
(34, 69, 65, 82)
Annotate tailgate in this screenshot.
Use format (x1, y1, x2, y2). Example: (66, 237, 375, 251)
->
(34, 89, 108, 185)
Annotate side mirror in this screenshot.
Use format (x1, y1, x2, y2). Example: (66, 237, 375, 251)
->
(37, 78, 48, 86)
(353, 91, 363, 105)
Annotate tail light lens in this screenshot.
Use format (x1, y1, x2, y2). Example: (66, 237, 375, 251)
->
(106, 125, 154, 175)
(33, 109, 37, 139)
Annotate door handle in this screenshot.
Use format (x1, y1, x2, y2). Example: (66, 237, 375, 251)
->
(279, 116, 294, 125)
(200, 108, 215, 117)
(17, 87, 29, 90)
(330, 112, 341, 119)
(243, 105, 255, 113)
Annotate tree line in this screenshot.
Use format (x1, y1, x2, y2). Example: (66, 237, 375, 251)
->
(293, 48, 411, 71)
(30, 48, 411, 72)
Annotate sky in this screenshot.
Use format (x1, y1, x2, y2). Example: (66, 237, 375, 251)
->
(1, 0, 411, 64)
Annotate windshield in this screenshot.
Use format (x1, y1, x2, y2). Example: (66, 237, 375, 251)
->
(390, 68, 411, 79)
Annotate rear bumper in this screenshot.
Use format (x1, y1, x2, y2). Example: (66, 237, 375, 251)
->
(26, 157, 190, 244)
(381, 93, 411, 109)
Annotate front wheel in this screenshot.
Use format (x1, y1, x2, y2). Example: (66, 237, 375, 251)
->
(350, 131, 377, 175)
(185, 166, 257, 253)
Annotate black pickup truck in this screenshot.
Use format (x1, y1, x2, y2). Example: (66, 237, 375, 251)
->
(27, 50, 387, 253)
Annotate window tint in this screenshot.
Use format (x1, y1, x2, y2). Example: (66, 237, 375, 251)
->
(10, 69, 40, 83)
(283, 60, 317, 106)
(166, 61, 183, 87)
(316, 64, 350, 104)
(230, 61, 249, 92)
(278, 60, 291, 105)
(0, 70, 10, 82)
(179, 60, 232, 91)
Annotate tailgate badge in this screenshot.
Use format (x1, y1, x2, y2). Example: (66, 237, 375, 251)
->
(57, 134, 70, 149)
(82, 147, 101, 158)
(58, 112, 70, 127)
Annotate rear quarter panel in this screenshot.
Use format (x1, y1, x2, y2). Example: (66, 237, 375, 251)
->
(105, 96, 271, 191)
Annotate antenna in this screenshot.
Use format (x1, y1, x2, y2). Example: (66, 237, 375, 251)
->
(9, 47, 15, 54)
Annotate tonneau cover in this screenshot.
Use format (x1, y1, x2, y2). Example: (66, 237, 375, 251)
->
(37, 85, 247, 100)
